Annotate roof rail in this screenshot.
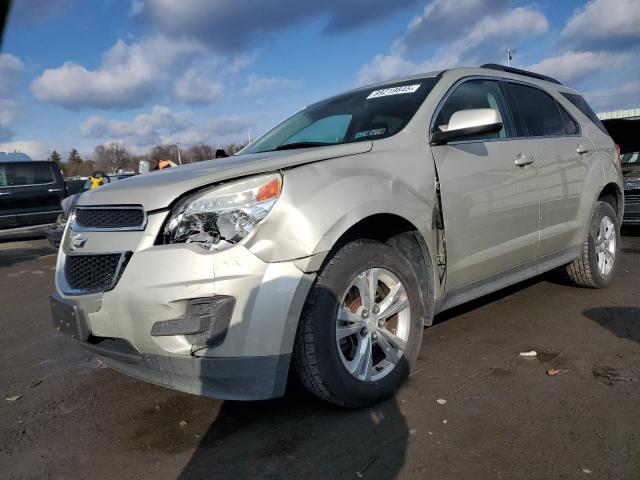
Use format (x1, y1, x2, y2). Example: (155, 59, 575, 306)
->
(479, 63, 562, 85)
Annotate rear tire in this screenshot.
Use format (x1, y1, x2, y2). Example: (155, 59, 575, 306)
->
(566, 201, 620, 288)
(293, 239, 425, 408)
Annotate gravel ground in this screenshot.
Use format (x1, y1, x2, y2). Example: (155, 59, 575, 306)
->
(0, 230, 639, 480)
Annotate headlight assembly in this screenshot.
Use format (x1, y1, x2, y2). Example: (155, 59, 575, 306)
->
(162, 173, 282, 251)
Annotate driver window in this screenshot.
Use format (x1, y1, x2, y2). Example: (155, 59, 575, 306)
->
(435, 80, 511, 141)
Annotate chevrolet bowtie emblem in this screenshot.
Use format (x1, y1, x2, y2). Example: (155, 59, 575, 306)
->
(69, 234, 87, 251)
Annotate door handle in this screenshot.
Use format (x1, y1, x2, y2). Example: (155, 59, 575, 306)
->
(0, 192, 12, 196)
(514, 154, 534, 167)
(48, 188, 63, 192)
(576, 145, 590, 155)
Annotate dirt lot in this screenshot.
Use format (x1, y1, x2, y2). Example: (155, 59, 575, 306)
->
(0, 230, 639, 480)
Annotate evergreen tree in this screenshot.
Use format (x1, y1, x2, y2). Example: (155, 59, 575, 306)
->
(68, 148, 82, 164)
(48, 150, 62, 164)
(49, 150, 65, 176)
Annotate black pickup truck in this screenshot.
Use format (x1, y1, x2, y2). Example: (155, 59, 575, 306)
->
(0, 160, 66, 233)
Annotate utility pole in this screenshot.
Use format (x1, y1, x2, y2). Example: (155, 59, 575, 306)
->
(507, 48, 516, 67)
(176, 142, 182, 165)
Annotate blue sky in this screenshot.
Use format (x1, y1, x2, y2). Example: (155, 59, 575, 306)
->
(1, 0, 639, 160)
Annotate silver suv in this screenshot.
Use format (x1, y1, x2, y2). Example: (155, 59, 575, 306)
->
(51, 65, 623, 407)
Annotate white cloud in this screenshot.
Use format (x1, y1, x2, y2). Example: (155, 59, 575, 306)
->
(81, 105, 193, 145)
(358, 55, 424, 85)
(583, 80, 640, 112)
(133, 0, 420, 52)
(528, 51, 631, 86)
(0, 140, 49, 160)
(31, 36, 206, 109)
(164, 115, 254, 146)
(244, 75, 298, 95)
(359, 5, 548, 85)
(175, 68, 224, 104)
(8, 0, 74, 24)
(81, 105, 254, 148)
(403, 0, 508, 49)
(223, 53, 255, 76)
(0, 54, 23, 98)
(0, 54, 24, 141)
(427, 7, 548, 68)
(562, 0, 640, 51)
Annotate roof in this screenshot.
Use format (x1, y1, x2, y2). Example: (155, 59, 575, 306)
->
(0, 151, 32, 162)
(597, 108, 640, 121)
(353, 65, 568, 97)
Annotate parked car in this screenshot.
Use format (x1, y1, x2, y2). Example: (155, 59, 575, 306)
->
(46, 173, 137, 249)
(50, 65, 623, 407)
(621, 151, 640, 224)
(0, 160, 66, 234)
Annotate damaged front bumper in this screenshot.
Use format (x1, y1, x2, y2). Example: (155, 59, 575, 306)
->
(51, 211, 315, 400)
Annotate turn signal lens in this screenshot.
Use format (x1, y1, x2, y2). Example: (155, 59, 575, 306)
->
(256, 177, 282, 202)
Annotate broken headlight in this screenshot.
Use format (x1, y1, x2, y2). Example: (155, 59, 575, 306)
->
(163, 173, 282, 251)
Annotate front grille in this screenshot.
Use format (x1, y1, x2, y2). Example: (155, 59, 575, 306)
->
(73, 207, 145, 230)
(64, 252, 131, 293)
(624, 194, 640, 206)
(623, 212, 640, 222)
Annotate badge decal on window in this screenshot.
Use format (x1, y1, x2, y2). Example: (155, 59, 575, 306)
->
(354, 128, 386, 139)
(367, 84, 421, 100)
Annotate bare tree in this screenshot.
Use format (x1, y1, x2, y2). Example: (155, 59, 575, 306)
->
(94, 142, 131, 173)
(186, 144, 215, 163)
(148, 144, 180, 169)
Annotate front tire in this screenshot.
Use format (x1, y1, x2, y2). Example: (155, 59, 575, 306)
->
(293, 239, 425, 408)
(566, 200, 620, 288)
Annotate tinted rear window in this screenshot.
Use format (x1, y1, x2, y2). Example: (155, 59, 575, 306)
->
(558, 104, 580, 135)
(505, 83, 565, 137)
(0, 163, 54, 187)
(560, 92, 608, 135)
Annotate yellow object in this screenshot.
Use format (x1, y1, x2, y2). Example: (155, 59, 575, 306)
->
(90, 177, 104, 189)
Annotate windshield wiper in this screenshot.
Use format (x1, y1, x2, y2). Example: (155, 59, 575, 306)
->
(274, 141, 335, 151)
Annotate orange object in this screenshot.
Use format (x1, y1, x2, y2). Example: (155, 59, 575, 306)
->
(256, 177, 282, 202)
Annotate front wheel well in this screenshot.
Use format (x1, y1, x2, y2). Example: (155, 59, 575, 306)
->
(598, 183, 622, 219)
(330, 214, 435, 325)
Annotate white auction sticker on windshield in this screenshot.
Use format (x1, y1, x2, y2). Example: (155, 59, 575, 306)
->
(367, 84, 421, 99)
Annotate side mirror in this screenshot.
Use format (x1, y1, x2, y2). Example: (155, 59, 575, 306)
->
(431, 108, 503, 145)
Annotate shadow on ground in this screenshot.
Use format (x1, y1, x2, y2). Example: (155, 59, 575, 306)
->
(0, 245, 54, 267)
(178, 382, 408, 479)
(583, 307, 640, 343)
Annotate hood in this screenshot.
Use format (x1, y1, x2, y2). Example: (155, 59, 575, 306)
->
(79, 142, 372, 211)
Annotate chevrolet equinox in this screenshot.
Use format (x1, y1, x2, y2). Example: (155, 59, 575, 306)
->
(51, 65, 623, 407)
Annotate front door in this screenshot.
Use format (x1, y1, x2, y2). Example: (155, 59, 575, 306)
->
(430, 79, 540, 290)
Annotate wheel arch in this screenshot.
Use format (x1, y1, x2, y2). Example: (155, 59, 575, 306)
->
(324, 213, 437, 326)
(597, 182, 623, 220)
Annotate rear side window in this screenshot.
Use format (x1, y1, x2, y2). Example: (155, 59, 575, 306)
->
(505, 83, 565, 137)
(558, 105, 580, 135)
(560, 92, 609, 135)
(0, 163, 54, 187)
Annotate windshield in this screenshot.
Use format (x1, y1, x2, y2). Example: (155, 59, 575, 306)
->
(243, 77, 440, 154)
(621, 152, 639, 165)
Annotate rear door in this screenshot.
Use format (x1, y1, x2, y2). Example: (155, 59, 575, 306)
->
(0, 162, 64, 229)
(430, 78, 539, 291)
(503, 82, 590, 256)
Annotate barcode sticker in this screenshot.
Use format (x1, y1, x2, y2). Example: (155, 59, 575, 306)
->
(367, 84, 421, 99)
